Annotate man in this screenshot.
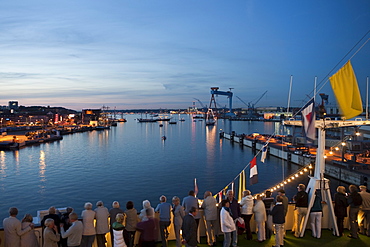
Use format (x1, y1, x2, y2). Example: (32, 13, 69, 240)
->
(155, 195, 172, 247)
(136, 208, 159, 247)
(226, 190, 240, 247)
(182, 206, 198, 247)
(359, 185, 370, 236)
(348, 184, 362, 239)
(201, 191, 218, 246)
(109, 201, 124, 246)
(262, 190, 274, 239)
(270, 196, 285, 247)
(95, 201, 110, 247)
(60, 212, 84, 247)
(3, 207, 33, 247)
(293, 183, 308, 238)
(278, 189, 289, 236)
(182, 190, 200, 226)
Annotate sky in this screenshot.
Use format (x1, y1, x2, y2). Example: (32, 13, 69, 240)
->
(0, 0, 369, 111)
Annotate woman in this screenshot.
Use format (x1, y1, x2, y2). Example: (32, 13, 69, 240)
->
(43, 218, 60, 247)
(172, 196, 185, 247)
(112, 213, 127, 247)
(310, 189, 323, 238)
(21, 214, 39, 247)
(253, 195, 266, 243)
(220, 199, 236, 247)
(124, 201, 138, 247)
(94, 201, 109, 247)
(81, 202, 96, 247)
(139, 200, 154, 222)
(240, 190, 253, 240)
(334, 186, 348, 236)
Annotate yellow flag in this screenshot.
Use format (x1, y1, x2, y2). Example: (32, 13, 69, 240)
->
(238, 170, 245, 202)
(329, 60, 363, 119)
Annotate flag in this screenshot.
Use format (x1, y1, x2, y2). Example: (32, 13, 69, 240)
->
(238, 170, 246, 201)
(249, 157, 258, 185)
(194, 178, 198, 197)
(330, 60, 363, 119)
(260, 143, 268, 163)
(218, 191, 223, 203)
(301, 98, 316, 143)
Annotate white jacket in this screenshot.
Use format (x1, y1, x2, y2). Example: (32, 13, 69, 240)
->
(113, 229, 127, 247)
(220, 207, 236, 233)
(240, 195, 254, 215)
(252, 200, 266, 222)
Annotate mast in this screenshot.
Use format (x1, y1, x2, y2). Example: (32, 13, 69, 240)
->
(287, 75, 293, 115)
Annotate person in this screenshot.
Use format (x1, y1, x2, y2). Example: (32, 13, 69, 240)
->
(41, 206, 61, 231)
(263, 190, 274, 239)
(3, 207, 33, 247)
(94, 201, 109, 247)
(139, 200, 155, 222)
(334, 185, 348, 236)
(112, 213, 127, 247)
(293, 183, 308, 237)
(347, 184, 362, 239)
(124, 201, 138, 247)
(201, 191, 218, 246)
(21, 214, 39, 247)
(136, 208, 159, 247)
(182, 206, 198, 247)
(309, 189, 323, 238)
(240, 190, 253, 240)
(182, 190, 200, 227)
(81, 202, 96, 247)
(60, 212, 84, 247)
(226, 190, 240, 247)
(359, 185, 370, 236)
(253, 195, 266, 243)
(172, 196, 185, 247)
(277, 189, 289, 237)
(155, 195, 172, 247)
(270, 195, 285, 247)
(220, 200, 236, 247)
(109, 201, 124, 246)
(60, 207, 74, 247)
(43, 218, 60, 247)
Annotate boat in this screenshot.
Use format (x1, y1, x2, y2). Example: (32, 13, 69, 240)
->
(117, 118, 127, 122)
(169, 119, 177, 124)
(179, 118, 185, 121)
(137, 118, 157, 122)
(205, 109, 216, 126)
(159, 124, 163, 127)
(111, 121, 118, 127)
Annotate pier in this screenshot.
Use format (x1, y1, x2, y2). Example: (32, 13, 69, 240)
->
(221, 131, 369, 186)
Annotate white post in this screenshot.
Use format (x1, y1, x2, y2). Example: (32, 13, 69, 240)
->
(314, 76, 317, 102)
(287, 75, 293, 115)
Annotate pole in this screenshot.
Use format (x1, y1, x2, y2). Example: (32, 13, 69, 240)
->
(287, 75, 293, 115)
(314, 76, 317, 101)
(366, 76, 369, 120)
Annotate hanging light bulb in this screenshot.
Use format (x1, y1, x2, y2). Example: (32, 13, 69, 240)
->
(335, 147, 340, 151)
(304, 168, 308, 172)
(341, 142, 346, 146)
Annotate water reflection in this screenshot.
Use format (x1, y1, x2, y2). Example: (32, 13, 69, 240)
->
(39, 150, 46, 181)
(0, 151, 6, 178)
(205, 125, 217, 164)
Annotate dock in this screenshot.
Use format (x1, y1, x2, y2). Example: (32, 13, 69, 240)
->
(221, 132, 369, 186)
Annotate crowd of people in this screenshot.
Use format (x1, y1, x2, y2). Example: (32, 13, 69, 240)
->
(2, 183, 370, 247)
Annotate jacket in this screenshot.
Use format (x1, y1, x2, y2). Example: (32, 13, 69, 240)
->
(334, 192, 348, 218)
(220, 207, 236, 233)
(240, 195, 254, 215)
(253, 200, 267, 222)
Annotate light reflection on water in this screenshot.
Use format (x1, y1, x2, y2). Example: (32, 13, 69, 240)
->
(0, 115, 327, 227)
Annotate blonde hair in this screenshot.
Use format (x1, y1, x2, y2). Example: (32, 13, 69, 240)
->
(116, 213, 125, 224)
(337, 186, 346, 194)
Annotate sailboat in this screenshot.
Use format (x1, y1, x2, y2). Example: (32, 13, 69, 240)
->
(205, 109, 216, 126)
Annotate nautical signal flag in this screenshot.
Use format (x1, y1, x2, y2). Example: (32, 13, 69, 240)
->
(249, 157, 258, 185)
(238, 170, 246, 202)
(301, 98, 316, 143)
(330, 60, 363, 120)
(260, 143, 268, 163)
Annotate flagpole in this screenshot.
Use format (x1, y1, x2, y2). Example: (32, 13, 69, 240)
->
(366, 76, 369, 120)
(314, 76, 317, 101)
(287, 75, 293, 116)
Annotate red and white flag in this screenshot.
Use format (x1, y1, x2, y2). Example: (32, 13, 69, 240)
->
(249, 157, 258, 185)
(301, 98, 316, 143)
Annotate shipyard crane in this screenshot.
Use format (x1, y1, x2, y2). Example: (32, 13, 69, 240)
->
(248, 90, 268, 109)
(235, 95, 249, 108)
(193, 98, 207, 109)
(209, 87, 234, 116)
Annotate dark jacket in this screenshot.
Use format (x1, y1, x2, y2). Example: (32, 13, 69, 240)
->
(295, 191, 308, 208)
(182, 214, 198, 246)
(270, 203, 285, 224)
(228, 197, 241, 220)
(334, 192, 348, 218)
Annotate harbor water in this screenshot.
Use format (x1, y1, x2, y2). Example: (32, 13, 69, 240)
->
(0, 114, 343, 227)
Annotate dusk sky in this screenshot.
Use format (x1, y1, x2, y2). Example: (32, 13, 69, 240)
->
(1, 1, 369, 110)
